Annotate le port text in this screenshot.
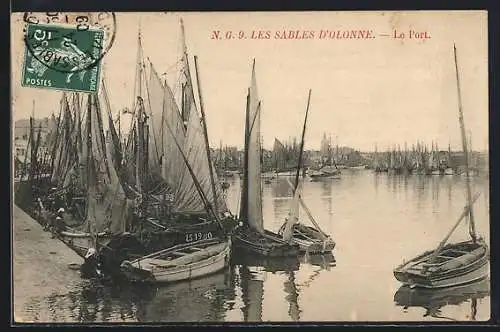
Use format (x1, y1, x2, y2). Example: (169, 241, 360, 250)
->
(392, 29, 431, 40)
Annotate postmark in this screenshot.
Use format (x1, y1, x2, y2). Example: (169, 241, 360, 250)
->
(21, 12, 116, 93)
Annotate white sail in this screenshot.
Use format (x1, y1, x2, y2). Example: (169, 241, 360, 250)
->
(241, 61, 264, 233)
(149, 65, 186, 197)
(149, 63, 228, 215)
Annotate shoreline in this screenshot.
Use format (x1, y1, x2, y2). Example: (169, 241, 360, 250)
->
(13, 204, 83, 323)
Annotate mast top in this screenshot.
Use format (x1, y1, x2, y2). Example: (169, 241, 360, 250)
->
(180, 18, 187, 54)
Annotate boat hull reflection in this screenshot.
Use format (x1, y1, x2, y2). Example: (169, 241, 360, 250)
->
(135, 269, 231, 322)
(394, 278, 490, 318)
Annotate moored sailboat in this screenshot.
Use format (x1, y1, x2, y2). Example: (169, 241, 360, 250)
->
(58, 92, 133, 259)
(277, 90, 335, 254)
(393, 44, 489, 289)
(117, 47, 232, 283)
(96, 23, 237, 277)
(232, 60, 300, 257)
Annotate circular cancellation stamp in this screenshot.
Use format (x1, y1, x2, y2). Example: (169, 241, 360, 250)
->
(21, 12, 116, 93)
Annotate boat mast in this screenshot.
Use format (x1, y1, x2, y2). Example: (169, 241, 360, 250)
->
(454, 43, 476, 241)
(239, 90, 251, 220)
(135, 30, 144, 194)
(293, 89, 311, 192)
(194, 55, 219, 217)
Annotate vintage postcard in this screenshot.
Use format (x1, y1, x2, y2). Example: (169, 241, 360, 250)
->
(11, 11, 490, 323)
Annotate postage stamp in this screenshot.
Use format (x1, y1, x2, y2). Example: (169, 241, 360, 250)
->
(21, 12, 116, 93)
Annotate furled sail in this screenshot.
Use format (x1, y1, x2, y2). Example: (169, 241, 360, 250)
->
(100, 80, 123, 172)
(61, 93, 84, 188)
(82, 94, 134, 234)
(50, 93, 73, 185)
(240, 60, 264, 233)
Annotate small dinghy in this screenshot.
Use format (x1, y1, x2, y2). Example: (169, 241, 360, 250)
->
(393, 44, 489, 289)
(394, 239, 489, 289)
(120, 238, 231, 283)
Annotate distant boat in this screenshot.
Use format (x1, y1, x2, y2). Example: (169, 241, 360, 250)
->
(277, 90, 335, 254)
(309, 134, 341, 180)
(232, 60, 300, 258)
(393, 44, 489, 289)
(444, 168, 454, 175)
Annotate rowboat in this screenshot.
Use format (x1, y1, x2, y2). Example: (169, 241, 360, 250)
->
(393, 239, 489, 288)
(120, 239, 230, 283)
(393, 44, 489, 289)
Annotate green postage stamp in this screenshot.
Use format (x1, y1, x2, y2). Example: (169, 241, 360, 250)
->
(22, 23, 104, 93)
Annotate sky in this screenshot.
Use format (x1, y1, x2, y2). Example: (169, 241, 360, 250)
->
(11, 11, 488, 151)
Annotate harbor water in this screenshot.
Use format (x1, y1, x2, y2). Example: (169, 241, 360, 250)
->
(14, 169, 490, 322)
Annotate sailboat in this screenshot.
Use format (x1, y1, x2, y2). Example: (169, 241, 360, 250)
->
(117, 28, 231, 283)
(393, 44, 489, 289)
(277, 90, 335, 254)
(232, 60, 300, 257)
(94, 22, 237, 278)
(308, 133, 341, 180)
(58, 93, 132, 259)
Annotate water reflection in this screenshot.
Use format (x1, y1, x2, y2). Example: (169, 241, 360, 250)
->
(235, 252, 300, 322)
(22, 279, 155, 322)
(393, 278, 490, 320)
(135, 270, 232, 322)
(16, 170, 490, 322)
(283, 271, 300, 321)
(301, 252, 336, 270)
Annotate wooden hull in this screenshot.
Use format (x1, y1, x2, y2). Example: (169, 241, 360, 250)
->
(232, 227, 300, 257)
(394, 240, 489, 289)
(120, 239, 231, 284)
(278, 223, 335, 254)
